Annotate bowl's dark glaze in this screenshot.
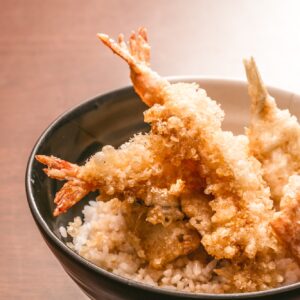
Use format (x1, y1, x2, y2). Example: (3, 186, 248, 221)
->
(26, 79, 300, 299)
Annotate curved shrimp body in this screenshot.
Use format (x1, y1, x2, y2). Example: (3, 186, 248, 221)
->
(244, 57, 300, 202)
(36, 133, 202, 218)
(37, 134, 159, 216)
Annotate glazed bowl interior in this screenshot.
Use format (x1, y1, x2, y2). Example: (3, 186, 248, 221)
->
(26, 77, 300, 299)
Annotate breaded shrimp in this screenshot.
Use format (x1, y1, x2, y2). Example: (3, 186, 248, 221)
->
(271, 175, 300, 263)
(98, 30, 279, 261)
(244, 57, 300, 203)
(37, 29, 206, 217)
(37, 134, 190, 217)
(37, 132, 203, 266)
(37, 133, 205, 218)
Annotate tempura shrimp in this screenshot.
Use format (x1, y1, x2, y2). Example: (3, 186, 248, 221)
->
(244, 57, 300, 203)
(271, 175, 300, 263)
(37, 133, 193, 218)
(37, 29, 207, 218)
(98, 30, 280, 263)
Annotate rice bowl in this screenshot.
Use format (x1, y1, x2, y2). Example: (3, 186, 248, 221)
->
(26, 78, 300, 299)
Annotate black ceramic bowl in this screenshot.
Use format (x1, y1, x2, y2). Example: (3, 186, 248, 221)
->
(26, 78, 300, 300)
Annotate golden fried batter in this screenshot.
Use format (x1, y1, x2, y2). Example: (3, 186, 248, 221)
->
(245, 57, 300, 203)
(181, 193, 213, 236)
(36, 134, 202, 218)
(142, 78, 278, 261)
(271, 175, 300, 263)
(122, 202, 201, 269)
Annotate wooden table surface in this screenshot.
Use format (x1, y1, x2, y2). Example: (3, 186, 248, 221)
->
(2, 0, 300, 299)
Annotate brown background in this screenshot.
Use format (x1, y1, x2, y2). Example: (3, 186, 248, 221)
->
(2, 0, 300, 299)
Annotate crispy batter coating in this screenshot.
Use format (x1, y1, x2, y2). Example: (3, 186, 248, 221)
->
(215, 254, 285, 292)
(244, 57, 300, 203)
(36, 133, 204, 218)
(181, 193, 213, 236)
(142, 83, 278, 260)
(122, 202, 201, 269)
(271, 175, 300, 263)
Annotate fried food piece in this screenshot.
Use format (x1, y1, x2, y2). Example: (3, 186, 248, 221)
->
(182, 195, 285, 292)
(36, 134, 156, 215)
(181, 193, 213, 236)
(37, 29, 206, 217)
(244, 57, 300, 203)
(99, 31, 278, 260)
(271, 175, 300, 263)
(37, 132, 204, 217)
(37, 134, 188, 217)
(141, 182, 185, 226)
(216, 254, 285, 292)
(122, 202, 201, 269)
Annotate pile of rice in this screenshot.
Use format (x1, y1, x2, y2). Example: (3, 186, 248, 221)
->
(60, 198, 300, 294)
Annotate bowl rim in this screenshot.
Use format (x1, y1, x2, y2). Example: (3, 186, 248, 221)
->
(25, 76, 300, 299)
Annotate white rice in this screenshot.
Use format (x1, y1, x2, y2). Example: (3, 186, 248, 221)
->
(64, 198, 300, 294)
(59, 226, 67, 238)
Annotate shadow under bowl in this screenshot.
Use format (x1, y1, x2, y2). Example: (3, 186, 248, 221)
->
(26, 78, 300, 300)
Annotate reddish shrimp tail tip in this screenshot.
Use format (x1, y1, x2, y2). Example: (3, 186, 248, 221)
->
(53, 180, 91, 216)
(97, 27, 150, 67)
(36, 155, 76, 170)
(35, 155, 79, 180)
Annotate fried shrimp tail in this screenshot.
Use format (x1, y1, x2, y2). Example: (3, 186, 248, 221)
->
(243, 57, 277, 118)
(36, 155, 93, 216)
(98, 28, 150, 70)
(98, 28, 169, 106)
(36, 155, 80, 180)
(244, 58, 300, 203)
